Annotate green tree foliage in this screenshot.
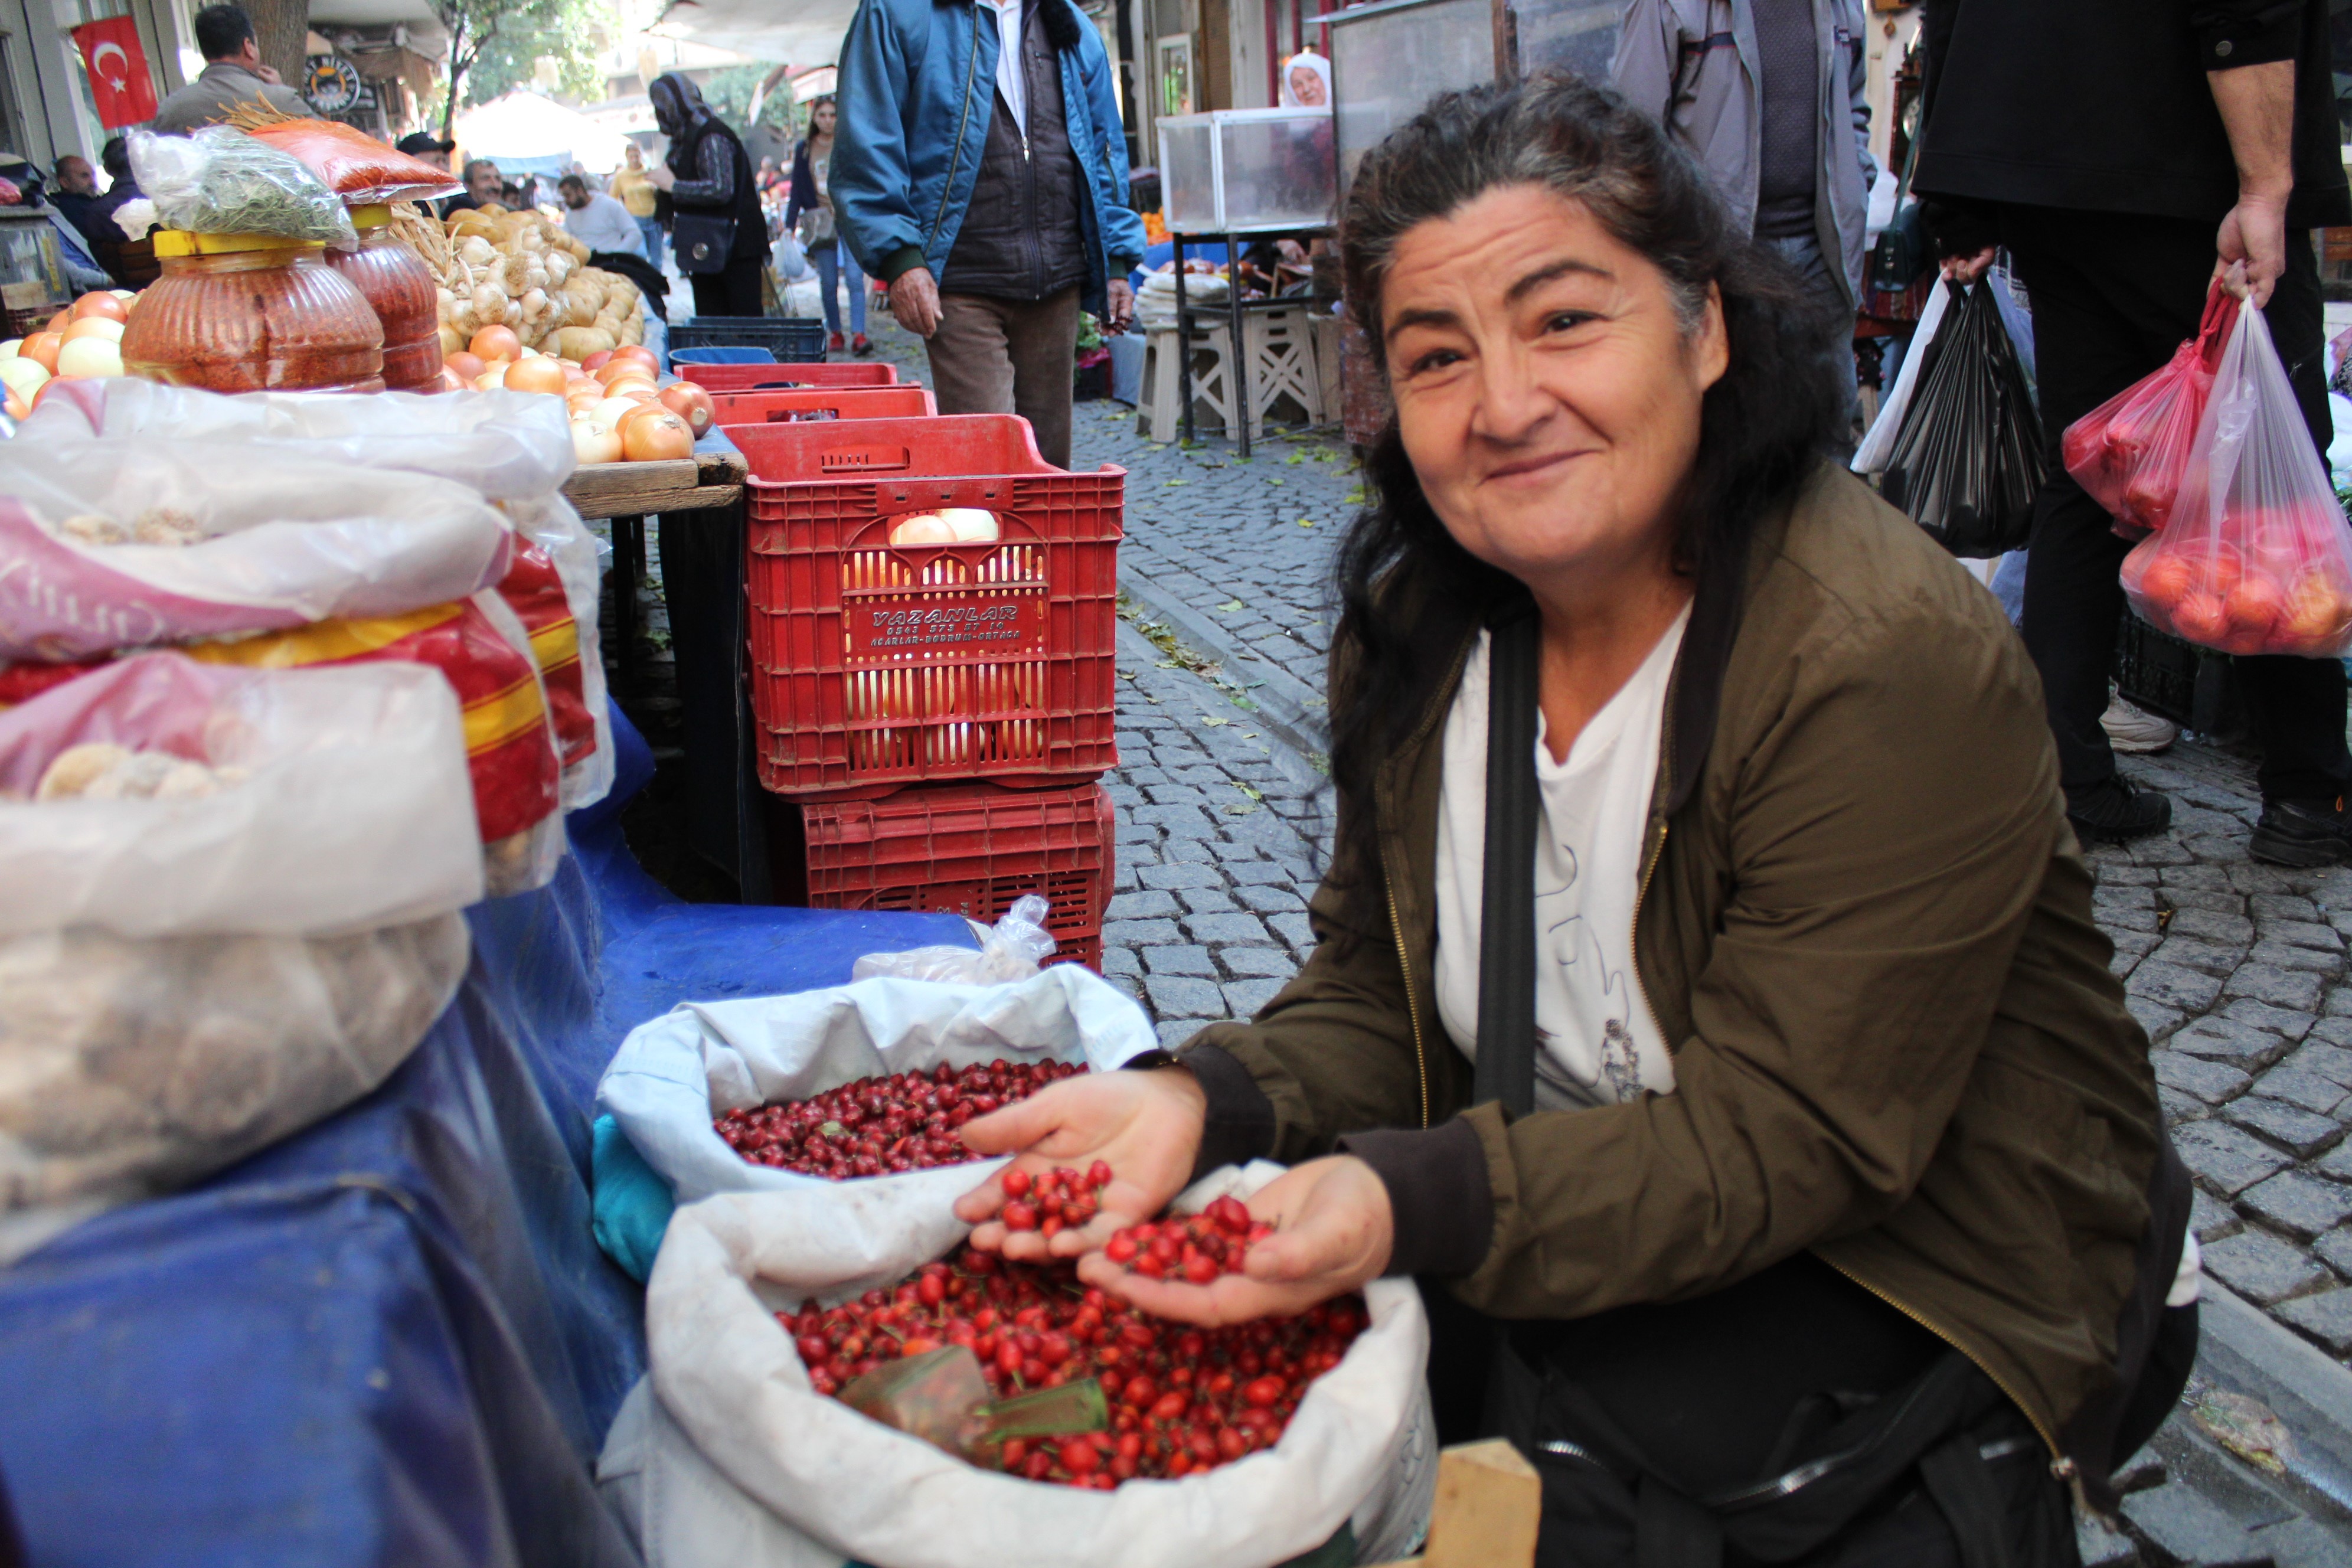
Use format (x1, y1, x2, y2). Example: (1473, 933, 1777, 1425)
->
(694, 63, 799, 134)
(433, 0, 615, 132)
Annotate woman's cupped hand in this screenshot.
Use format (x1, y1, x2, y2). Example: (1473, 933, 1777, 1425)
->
(955, 1070, 1395, 1325)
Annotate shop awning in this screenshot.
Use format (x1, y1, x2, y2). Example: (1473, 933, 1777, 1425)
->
(648, 0, 858, 69)
(453, 89, 637, 172)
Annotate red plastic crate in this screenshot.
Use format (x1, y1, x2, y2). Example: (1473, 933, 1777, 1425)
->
(799, 781, 1112, 970)
(738, 414, 1123, 798)
(680, 361, 903, 392)
(708, 384, 937, 427)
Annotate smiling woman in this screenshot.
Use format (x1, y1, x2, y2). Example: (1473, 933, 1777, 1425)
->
(950, 75, 2186, 1568)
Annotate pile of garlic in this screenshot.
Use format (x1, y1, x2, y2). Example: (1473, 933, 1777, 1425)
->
(429, 205, 649, 362)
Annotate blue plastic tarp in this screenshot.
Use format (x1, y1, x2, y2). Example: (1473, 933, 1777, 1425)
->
(0, 705, 974, 1568)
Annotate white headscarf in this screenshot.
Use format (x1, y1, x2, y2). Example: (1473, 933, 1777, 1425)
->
(1279, 50, 1331, 109)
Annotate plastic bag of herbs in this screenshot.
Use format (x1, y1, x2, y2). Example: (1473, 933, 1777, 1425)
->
(128, 126, 357, 248)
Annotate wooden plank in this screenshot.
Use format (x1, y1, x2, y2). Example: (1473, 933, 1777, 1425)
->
(1368, 1439, 1542, 1568)
(562, 449, 746, 520)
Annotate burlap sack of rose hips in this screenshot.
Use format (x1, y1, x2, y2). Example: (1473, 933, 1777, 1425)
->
(594, 965, 1157, 1268)
(597, 1160, 1438, 1568)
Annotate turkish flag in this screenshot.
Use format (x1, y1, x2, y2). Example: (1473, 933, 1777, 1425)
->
(71, 17, 158, 130)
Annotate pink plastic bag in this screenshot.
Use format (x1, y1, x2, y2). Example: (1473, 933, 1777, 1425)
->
(2063, 281, 2234, 538)
(2120, 293, 2352, 658)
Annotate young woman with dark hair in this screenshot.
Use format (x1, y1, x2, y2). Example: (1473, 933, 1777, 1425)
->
(952, 75, 2187, 1565)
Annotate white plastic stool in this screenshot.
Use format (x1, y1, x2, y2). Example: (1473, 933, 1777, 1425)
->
(1138, 324, 1239, 441)
(1242, 306, 1327, 430)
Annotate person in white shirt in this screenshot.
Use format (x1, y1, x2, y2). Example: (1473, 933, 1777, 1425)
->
(557, 175, 646, 259)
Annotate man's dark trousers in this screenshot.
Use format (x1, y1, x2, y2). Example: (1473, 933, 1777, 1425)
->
(2001, 204, 2351, 806)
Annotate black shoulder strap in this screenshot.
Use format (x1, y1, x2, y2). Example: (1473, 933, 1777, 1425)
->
(1473, 607, 1541, 1117)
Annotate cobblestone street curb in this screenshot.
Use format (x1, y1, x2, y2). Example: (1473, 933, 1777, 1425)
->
(1117, 573, 1331, 760)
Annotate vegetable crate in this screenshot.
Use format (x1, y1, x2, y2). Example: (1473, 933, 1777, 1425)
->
(668, 316, 828, 364)
(678, 361, 902, 392)
(2113, 609, 2246, 736)
(737, 414, 1122, 799)
(797, 781, 1113, 970)
(707, 385, 938, 426)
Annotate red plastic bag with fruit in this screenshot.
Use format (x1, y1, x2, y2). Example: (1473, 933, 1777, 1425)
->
(2120, 293, 2352, 659)
(2062, 281, 2234, 538)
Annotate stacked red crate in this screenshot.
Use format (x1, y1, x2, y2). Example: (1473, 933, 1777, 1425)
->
(723, 410, 1122, 969)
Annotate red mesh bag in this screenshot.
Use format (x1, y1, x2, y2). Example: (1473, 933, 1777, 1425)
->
(2121, 292, 2352, 658)
(2063, 280, 2233, 538)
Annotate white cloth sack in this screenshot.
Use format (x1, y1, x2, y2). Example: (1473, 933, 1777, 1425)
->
(0, 654, 483, 937)
(0, 442, 515, 661)
(0, 654, 481, 1259)
(596, 966, 1157, 1225)
(600, 1161, 1437, 1568)
(19, 381, 579, 504)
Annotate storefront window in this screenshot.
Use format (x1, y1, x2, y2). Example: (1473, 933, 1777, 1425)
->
(0, 32, 31, 161)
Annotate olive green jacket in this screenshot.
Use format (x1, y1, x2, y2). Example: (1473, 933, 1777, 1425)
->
(1182, 462, 2177, 1502)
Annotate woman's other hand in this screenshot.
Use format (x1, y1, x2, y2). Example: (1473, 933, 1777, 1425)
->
(648, 164, 677, 192)
(1076, 1156, 1393, 1326)
(955, 1066, 1207, 1260)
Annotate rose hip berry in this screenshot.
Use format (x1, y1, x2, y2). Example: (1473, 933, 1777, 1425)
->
(780, 1244, 1368, 1491)
(712, 1059, 1085, 1180)
(1104, 1195, 1269, 1282)
(998, 1164, 1110, 1233)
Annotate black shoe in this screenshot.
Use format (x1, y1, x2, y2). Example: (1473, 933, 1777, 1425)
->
(2066, 776, 2173, 844)
(2250, 795, 2352, 867)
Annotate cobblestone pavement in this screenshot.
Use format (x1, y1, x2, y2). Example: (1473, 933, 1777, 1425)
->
(850, 316, 2352, 1560)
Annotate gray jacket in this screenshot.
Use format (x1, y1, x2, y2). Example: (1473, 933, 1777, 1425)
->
(1612, 0, 1876, 308)
(152, 60, 312, 134)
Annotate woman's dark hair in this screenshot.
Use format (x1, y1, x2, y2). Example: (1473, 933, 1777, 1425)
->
(1324, 73, 1844, 883)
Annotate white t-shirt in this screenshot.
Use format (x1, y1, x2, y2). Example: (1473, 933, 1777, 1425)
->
(1433, 609, 1689, 1110)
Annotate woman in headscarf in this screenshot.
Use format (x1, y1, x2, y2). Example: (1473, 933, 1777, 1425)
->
(647, 71, 767, 318)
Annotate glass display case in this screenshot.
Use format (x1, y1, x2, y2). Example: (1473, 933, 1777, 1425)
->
(1157, 107, 1336, 233)
(0, 208, 68, 310)
(1321, 0, 1618, 190)
(1325, 0, 1498, 189)
(1510, 0, 1620, 81)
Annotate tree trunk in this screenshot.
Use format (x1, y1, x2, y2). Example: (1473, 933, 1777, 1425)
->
(241, 0, 311, 99)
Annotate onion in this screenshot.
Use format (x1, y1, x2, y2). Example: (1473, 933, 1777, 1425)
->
(445, 350, 485, 380)
(889, 513, 956, 546)
(620, 406, 694, 462)
(54, 335, 123, 378)
(611, 345, 659, 373)
(63, 316, 124, 344)
(19, 334, 61, 373)
(589, 395, 642, 432)
(571, 416, 622, 464)
(504, 355, 568, 396)
(582, 349, 612, 373)
(941, 508, 1001, 543)
(470, 324, 521, 361)
(71, 291, 128, 324)
(0, 357, 50, 398)
(0, 339, 17, 360)
(659, 383, 716, 436)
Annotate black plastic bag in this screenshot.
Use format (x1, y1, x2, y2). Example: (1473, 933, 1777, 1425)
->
(1880, 277, 2046, 558)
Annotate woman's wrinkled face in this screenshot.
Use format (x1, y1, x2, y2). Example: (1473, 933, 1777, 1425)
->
(1382, 185, 1726, 595)
(1288, 67, 1327, 107)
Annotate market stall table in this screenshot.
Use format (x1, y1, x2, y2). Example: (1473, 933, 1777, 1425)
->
(561, 437, 748, 698)
(0, 707, 977, 1568)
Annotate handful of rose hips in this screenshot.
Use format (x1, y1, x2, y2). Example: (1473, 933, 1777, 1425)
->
(713, 1059, 1084, 1180)
(779, 1244, 1367, 1489)
(998, 1161, 1112, 1239)
(1103, 1195, 1270, 1283)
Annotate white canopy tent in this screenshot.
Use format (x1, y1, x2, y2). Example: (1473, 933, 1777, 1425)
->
(648, 0, 858, 69)
(454, 90, 638, 174)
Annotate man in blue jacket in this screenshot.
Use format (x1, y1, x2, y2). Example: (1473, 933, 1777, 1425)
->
(834, 0, 1146, 467)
